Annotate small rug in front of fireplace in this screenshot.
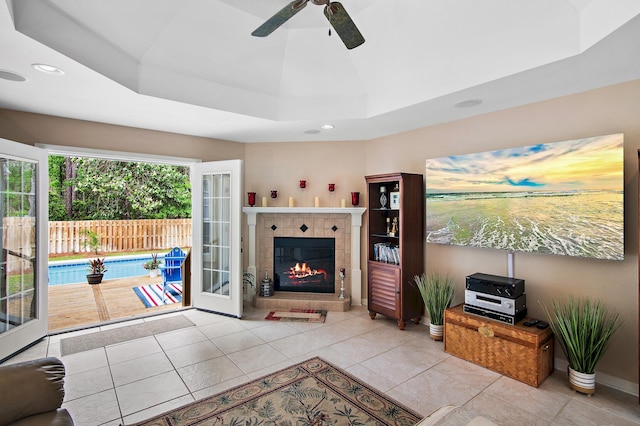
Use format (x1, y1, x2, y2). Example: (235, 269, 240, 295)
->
(265, 309, 327, 323)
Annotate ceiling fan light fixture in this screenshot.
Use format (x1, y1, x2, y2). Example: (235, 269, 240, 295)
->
(252, 0, 364, 49)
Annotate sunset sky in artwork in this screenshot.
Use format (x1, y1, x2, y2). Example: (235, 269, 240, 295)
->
(425, 134, 623, 193)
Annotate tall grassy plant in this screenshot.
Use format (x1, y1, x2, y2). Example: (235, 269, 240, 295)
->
(414, 273, 455, 326)
(541, 297, 621, 374)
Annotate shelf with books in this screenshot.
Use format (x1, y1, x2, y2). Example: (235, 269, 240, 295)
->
(365, 172, 425, 330)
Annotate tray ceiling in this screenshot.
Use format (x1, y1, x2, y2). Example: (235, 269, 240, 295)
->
(1, 0, 640, 142)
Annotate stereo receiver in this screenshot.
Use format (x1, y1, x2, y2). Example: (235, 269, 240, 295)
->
(465, 290, 526, 316)
(466, 272, 525, 299)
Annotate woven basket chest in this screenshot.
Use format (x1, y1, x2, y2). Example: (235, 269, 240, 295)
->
(444, 304, 554, 387)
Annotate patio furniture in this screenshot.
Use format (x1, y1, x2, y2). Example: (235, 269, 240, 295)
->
(0, 357, 74, 425)
(159, 247, 186, 303)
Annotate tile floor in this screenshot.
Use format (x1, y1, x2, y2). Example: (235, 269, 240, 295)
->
(3, 304, 640, 426)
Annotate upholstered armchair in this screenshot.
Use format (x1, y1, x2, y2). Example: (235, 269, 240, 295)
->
(0, 357, 73, 425)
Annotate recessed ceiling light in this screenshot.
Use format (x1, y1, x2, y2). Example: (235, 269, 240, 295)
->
(320, 124, 334, 130)
(454, 99, 483, 108)
(32, 63, 64, 75)
(0, 70, 27, 82)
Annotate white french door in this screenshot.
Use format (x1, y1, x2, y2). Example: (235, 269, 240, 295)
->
(191, 160, 243, 317)
(0, 138, 48, 362)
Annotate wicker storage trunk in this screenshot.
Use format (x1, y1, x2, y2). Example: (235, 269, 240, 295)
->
(444, 304, 554, 387)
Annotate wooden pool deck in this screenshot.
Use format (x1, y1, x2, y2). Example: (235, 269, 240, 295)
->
(47, 274, 184, 332)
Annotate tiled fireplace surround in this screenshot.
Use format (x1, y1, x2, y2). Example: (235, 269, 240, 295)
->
(243, 207, 366, 312)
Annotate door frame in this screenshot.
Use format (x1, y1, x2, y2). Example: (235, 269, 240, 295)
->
(6, 144, 251, 359)
(46, 146, 198, 322)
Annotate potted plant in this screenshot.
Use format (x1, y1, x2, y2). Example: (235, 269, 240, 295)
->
(414, 272, 456, 340)
(143, 253, 161, 277)
(243, 270, 256, 301)
(87, 257, 107, 284)
(541, 296, 621, 395)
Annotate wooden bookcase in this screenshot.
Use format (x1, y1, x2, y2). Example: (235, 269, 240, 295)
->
(365, 172, 424, 329)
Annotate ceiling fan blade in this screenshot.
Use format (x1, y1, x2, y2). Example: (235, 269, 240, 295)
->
(324, 2, 365, 49)
(252, 0, 308, 37)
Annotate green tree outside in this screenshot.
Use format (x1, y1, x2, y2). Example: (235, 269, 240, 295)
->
(48, 155, 67, 220)
(4, 159, 36, 217)
(48, 156, 191, 220)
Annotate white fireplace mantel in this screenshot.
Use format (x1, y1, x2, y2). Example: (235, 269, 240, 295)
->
(243, 207, 366, 305)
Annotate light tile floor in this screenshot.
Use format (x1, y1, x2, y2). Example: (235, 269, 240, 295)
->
(3, 304, 640, 425)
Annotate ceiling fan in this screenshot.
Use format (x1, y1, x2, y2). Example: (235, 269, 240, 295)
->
(252, 0, 365, 50)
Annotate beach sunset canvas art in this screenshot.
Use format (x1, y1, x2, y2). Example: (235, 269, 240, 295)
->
(426, 134, 624, 260)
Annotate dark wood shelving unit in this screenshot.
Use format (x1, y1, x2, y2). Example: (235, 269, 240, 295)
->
(365, 172, 424, 329)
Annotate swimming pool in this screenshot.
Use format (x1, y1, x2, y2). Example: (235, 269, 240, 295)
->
(48, 255, 160, 286)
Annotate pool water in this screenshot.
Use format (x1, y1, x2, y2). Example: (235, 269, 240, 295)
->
(48, 255, 161, 286)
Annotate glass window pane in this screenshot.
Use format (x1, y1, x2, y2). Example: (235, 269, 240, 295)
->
(211, 222, 230, 248)
(1, 157, 38, 335)
(201, 172, 231, 297)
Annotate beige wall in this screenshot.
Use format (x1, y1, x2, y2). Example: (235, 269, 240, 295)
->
(1, 78, 638, 389)
(0, 110, 244, 160)
(246, 80, 640, 389)
(363, 80, 639, 387)
(243, 141, 368, 209)
(367, 81, 640, 386)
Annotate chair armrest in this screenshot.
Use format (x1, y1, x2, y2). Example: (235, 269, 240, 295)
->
(0, 357, 66, 426)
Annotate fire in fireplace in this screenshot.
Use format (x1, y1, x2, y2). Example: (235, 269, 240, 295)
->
(273, 237, 335, 293)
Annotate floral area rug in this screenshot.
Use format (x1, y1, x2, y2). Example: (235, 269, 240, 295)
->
(128, 357, 422, 426)
(264, 309, 327, 323)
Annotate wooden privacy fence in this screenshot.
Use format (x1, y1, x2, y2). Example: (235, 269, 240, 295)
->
(2, 217, 36, 275)
(49, 219, 192, 255)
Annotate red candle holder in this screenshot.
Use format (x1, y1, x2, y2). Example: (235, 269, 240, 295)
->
(328, 183, 335, 192)
(351, 192, 360, 206)
(247, 192, 256, 207)
(299, 180, 306, 189)
(271, 190, 278, 198)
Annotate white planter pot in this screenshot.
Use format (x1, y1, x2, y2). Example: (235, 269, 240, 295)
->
(429, 322, 444, 341)
(149, 269, 160, 278)
(568, 367, 596, 395)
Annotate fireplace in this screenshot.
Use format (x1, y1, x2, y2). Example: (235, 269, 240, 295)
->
(243, 207, 365, 311)
(273, 237, 335, 293)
